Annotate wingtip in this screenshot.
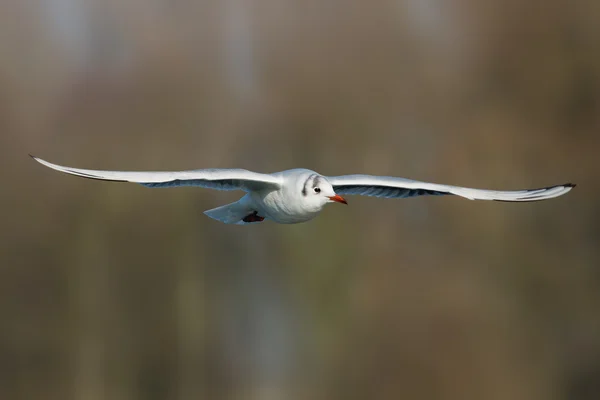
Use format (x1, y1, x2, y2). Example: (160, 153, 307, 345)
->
(565, 183, 576, 188)
(29, 154, 46, 165)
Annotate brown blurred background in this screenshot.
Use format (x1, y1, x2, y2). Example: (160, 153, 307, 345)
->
(1, 1, 599, 399)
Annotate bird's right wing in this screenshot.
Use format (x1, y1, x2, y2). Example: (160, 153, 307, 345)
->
(31, 156, 282, 192)
(327, 174, 574, 202)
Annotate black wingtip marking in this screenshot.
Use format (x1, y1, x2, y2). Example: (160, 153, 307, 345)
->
(493, 198, 555, 203)
(66, 169, 128, 183)
(29, 156, 128, 183)
(492, 183, 574, 202)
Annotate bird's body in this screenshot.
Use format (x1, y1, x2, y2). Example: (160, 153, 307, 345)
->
(188, 168, 334, 224)
(31, 156, 574, 225)
(253, 169, 322, 223)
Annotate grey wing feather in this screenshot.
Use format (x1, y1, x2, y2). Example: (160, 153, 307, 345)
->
(31, 156, 282, 192)
(328, 174, 574, 202)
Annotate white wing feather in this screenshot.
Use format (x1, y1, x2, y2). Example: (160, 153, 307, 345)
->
(328, 174, 574, 202)
(31, 156, 282, 192)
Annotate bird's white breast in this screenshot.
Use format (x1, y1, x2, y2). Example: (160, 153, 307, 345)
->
(251, 188, 320, 224)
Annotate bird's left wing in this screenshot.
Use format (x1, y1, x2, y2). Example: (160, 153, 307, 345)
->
(327, 174, 574, 202)
(31, 156, 282, 192)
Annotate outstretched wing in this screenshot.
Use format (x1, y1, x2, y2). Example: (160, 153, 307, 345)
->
(327, 174, 574, 202)
(31, 156, 282, 192)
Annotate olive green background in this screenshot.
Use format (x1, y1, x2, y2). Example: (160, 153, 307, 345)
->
(1, 1, 599, 399)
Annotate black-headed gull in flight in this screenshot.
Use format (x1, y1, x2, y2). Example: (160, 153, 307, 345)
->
(31, 155, 574, 225)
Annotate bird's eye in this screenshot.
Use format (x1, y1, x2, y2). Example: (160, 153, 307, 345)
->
(314, 187, 321, 193)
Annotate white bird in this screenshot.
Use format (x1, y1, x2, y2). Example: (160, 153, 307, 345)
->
(31, 155, 574, 225)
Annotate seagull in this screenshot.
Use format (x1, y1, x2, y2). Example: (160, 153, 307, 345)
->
(30, 155, 574, 225)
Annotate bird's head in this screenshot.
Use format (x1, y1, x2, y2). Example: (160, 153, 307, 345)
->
(299, 173, 347, 211)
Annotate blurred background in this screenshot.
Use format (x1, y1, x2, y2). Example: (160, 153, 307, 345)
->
(1, 0, 599, 399)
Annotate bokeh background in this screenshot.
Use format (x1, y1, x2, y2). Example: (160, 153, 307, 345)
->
(1, 1, 599, 399)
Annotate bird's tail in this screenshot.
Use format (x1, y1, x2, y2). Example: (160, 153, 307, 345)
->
(203, 200, 261, 225)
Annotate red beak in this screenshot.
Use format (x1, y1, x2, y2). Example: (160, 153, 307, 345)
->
(328, 194, 348, 205)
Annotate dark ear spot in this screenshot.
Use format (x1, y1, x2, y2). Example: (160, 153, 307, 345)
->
(303, 174, 321, 196)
